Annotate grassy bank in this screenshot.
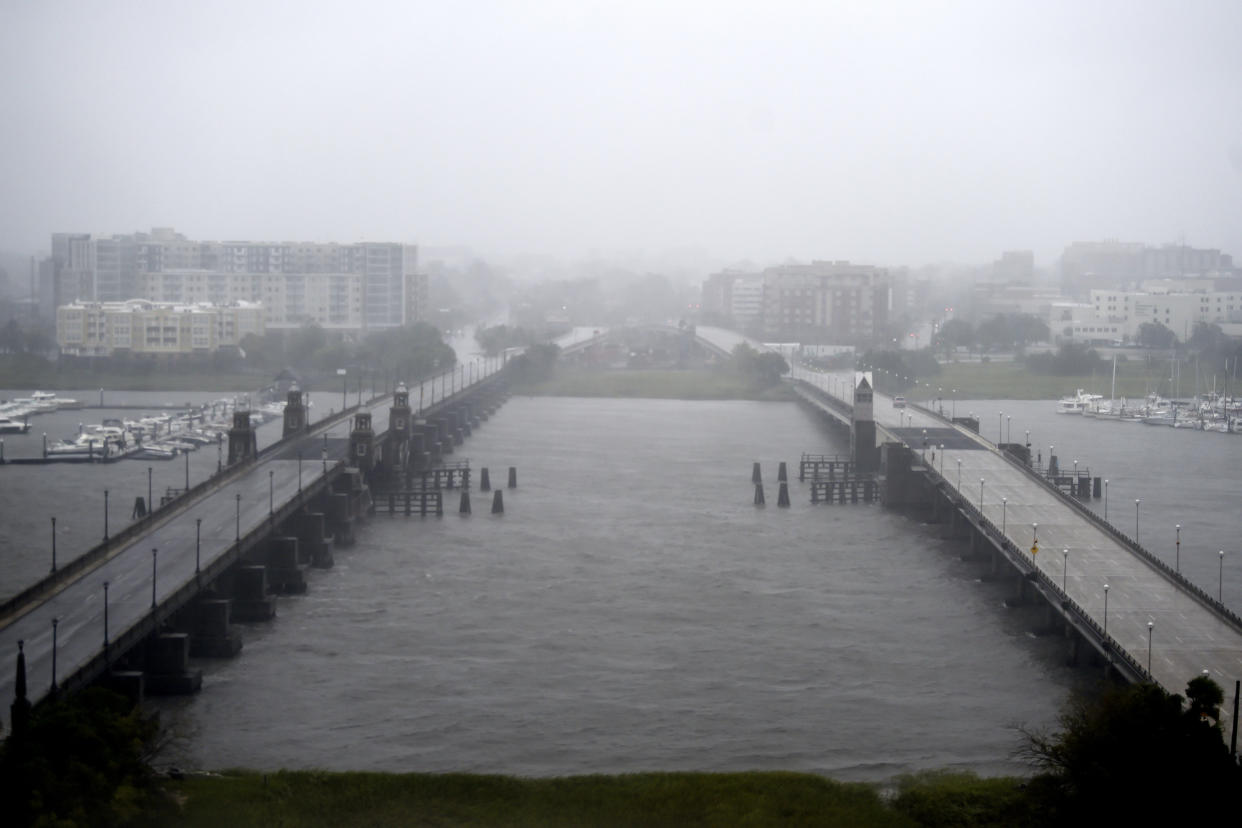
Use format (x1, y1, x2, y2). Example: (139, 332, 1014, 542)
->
(928, 361, 1165, 400)
(523, 369, 796, 401)
(0, 355, 263, 392)
(162, 769, 1021, 828)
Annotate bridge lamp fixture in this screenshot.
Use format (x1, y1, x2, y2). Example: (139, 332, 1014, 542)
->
(1062, 549, 1068, 591)
(1135, 499, 1141, 542)
(1147, 621, 1154, 673)
(979, 478, 985, 512)
(1220, 550, 1225, 603)
(1001, 497, 1007, 534)
(1175, 524, 1181, 572)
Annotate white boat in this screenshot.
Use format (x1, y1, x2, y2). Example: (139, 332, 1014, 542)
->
(1056, 389, 1103, 414)
(0, 416, 30, 434)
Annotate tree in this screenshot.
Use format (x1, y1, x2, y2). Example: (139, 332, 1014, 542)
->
(1022, 677, 1240, 823)
(934, 319, 974, 357)
(1136, 321, 1176, 350)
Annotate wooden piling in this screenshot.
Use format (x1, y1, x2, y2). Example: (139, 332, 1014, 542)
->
(777, 461, 787, 482)
(508, 466, 517, 489)
(754, 483, 765, 506)
(459, 490, 471, 515)
(777, 482, 790, 507)
(752, 462, 762, 484)
(480, 467, 491, 491)
(492, 490, 504, 514)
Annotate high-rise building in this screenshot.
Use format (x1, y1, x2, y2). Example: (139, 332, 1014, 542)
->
(46, 228, 428, 331)
(760, 261, 890, 344)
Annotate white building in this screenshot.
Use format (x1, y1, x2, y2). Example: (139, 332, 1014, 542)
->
(1054, 289, 1242, 344)
(57, 299, 264, 357)
(50, 228, 427, 331)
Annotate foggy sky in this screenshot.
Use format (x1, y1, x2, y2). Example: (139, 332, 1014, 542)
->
(2, 0, 1240, 269)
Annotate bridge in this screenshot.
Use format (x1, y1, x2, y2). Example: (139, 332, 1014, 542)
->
(1, 361, 511, 734)
(789, 363, 1242, 739)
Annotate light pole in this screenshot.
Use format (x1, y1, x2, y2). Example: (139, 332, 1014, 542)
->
(1104, 479, 1109, 520)
(951, 389, 956, 418)
(103, 581, 110, 661)
(1135, 499, 1141, 542)
(269, 469, 274, 516)
(1219, 551, 1225, 603)
(50, 516, 56, 572)
(298, 452, 303, 491)
(998, 411, 1003, 443)
(957, 458, 962, 489)
(235, 493, 241, 545)
(340, 368, 347, 410)
(151, 548, 158, 608)
(1175, 524, 1181, 572)
(185, 448, 190, 490)
(1025, 429, 1030, 449)
(1002, 497, 1007, 535)
(1062, 549, 1068, 591)
(147, 466, 153, 513)
(1033, 523, 1038, 545)
(1103, 583, 1110, 638)
(195, 518, 202, 575)
(1147, 621, 1154, 672)
(50, 617, 58, 691)
(938, 445, 944, 477)
(103, 489, 109, 541)
(979, 478, 985, 512)
(1006, 415, 1011, 444)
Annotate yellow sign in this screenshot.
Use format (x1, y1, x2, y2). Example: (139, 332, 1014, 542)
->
(1030, 543, 1039, 557)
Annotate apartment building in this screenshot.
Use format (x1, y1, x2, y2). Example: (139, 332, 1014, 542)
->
(48, 228, 428, 331)
(760, 261, 890, 344)
(57, 299, 264, 357)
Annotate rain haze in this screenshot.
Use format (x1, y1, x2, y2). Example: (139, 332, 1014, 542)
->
(2, 0, 1241, 268)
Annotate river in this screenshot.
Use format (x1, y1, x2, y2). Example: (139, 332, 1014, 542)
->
(3, 391, 1238, 780)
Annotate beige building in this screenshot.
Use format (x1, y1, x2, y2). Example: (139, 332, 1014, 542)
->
(761, 261, 890, 344)
(57, 299, 264, 357)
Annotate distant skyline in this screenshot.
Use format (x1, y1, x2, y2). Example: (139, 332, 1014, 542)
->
(2, 1, 1240, 270)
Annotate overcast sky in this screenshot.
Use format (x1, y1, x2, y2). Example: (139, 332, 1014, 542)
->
(2, 0, 1240, 269)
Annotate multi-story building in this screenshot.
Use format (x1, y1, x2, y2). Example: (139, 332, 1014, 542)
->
(57, 299, 264, 358)
(760, 261, 890, 344)
(46, 228, 427, 331)
(1060, 240, 1235, 294)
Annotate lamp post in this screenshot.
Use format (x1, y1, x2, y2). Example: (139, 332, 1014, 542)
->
(269, 469, 274, 516)
(957, 458, 962, 489)
(1175, 525, 1181, 572)
(50, 516, 56, 572)
(1025, 429, 1030, 449)
(1103, 583, 1110, 638)
(235, 493, 241, 545)
(103, 581, 110, 661)
(1103, 479, 1109, 520)
(1219, 550, 1225, 603)
(50, 617, 58, 691)
(1062, 549, 1068, 591)
(147, 466, 153, 513)
(195, 518, 202, 575)
(322, 446, 327, 473)
(938, 445, 944, 477)
(951, 389, 956, 418)
(1006, 415, 1011, 444)
(103, 489, 109, 541)
(151, 548, 158, 608)
(1002, 497, 1007, 535)
(340, 368, 347, 410)
(1135, 499, 1141, 542)
(185, 448, 190, 490)
(298, 452, 303, 491)
(1147, 621, 1154, 672)
(998, 411, 1003, 444)
(979, 478, 985, 512)
(1033, 523, 1038, 545)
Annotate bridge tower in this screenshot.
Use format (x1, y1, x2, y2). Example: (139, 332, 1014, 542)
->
(282, 384, 307, 438)
(349, 411, 375, 474)
(227, 410, 257, 466)
(851, 373, 878, 474)
(388, 382, 412, 444)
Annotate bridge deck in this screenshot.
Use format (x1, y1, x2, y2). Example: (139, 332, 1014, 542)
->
(793, 367, 1242, 718)
(0, 371, 496, 731)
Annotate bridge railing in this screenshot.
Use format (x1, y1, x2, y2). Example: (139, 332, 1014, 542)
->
(910, 399, 1242, 636)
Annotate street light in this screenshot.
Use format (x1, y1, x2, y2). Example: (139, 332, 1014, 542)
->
(103, 581, 110, 660)
(1147, 621, 1154, 672)
(235, 493, 241, 544)
(195, 518, 202, 575)
(50, 516, 56, 572)
(269, 469, 274, 516)
(938, 445, 944, 476)
(1006, 415, 1011, 444)
(1002, 497, 1007, 535)
(998, 412, 1003, 443)
(1104, 479, 1109, 520)
(1033, 523, 1038, 544)
(1175, 524, 1181, 572)
(1219, 550, 1225, 603)
(979, 478, 985, 512)
(1062, 549, 1069, 591)
(151, 548, 158, 608)
(1103, 583, 1110, 638)
(50, 617, 58, 691)
(1135, 499, 1141, 542)
(103, 489, 109, 541)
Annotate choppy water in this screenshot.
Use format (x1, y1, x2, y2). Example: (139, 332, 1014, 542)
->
(5, 391, 1238, 780)
(142, 397, 1097, 780)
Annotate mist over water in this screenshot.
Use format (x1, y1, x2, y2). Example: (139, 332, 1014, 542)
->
(146, 397, 1090, 779)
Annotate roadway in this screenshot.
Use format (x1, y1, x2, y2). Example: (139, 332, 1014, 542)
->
(0, 366, 502, 733)
(792, 365, 1242, 725)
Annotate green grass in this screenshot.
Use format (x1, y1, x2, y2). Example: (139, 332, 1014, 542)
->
(0, 355, 262, 392)
(165, 770, 917, 828)
(523, 369, 797, 401)
(926, 361, 1167, 400)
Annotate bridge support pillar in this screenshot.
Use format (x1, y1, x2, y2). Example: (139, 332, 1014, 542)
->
(227, 565, 276, 622)
(143, 633, 203, 695)
(296, 511, 334, 568)
(265, 536, 307, 594)
(186, 598, 243, 658)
